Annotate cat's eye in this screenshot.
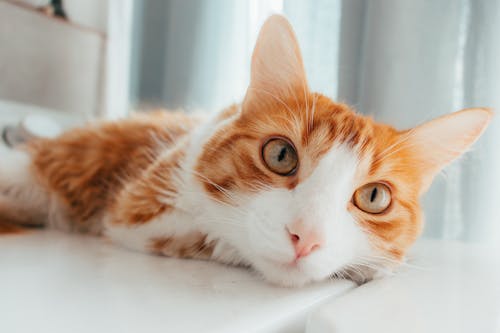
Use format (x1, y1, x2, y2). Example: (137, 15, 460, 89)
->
(353, 182, 392, 214)
(261, 137, 298, 175)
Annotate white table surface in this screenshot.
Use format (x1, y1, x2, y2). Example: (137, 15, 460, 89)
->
(2, 231, 499, 333)
(0, 230, 354, 333)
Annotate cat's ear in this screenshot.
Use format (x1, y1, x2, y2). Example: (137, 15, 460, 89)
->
(404, 108, 493, 191)
(243, 15, 309, 112)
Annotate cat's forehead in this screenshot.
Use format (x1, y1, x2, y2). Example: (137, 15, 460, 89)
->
(237, 93, 398, 165)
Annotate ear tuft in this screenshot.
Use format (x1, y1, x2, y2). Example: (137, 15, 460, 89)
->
(243, 15, 308, 112)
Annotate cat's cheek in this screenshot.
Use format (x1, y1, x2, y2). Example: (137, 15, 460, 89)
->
(242, 227, 295, 267)
(241, 191, 298, 260)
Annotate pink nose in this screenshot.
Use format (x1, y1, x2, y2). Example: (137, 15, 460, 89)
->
(287, 220, 324, 259)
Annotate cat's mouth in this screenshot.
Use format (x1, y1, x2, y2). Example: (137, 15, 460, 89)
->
(259, 256, 322, 282)
(285, 260, 300, 268)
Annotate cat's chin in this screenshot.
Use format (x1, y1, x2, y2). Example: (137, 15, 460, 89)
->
(252, 258, 331, 288)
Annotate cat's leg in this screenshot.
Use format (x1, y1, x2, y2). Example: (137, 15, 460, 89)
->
(209, 240, 251, 267)
(147, 231, 249, 266)
(104, 208, 214, 259)
(105, 197, 218, 261)
(106, 212, 250, 266)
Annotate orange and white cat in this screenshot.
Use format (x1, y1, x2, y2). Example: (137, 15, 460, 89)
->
(0, 16, 492, 286)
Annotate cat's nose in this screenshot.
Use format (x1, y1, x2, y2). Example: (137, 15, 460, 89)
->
(286, 220, 324, 259)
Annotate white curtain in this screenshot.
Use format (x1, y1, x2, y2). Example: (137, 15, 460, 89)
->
(131, 0, 500, 243)
(130, 0, 283, 112)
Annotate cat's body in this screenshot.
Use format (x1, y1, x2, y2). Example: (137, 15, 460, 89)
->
(0, 16, 492, 286)
(3, 108, 249, 265)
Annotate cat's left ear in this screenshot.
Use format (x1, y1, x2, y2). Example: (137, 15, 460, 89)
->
(243, 15, 309, 113)
(404, 108, 493, 192)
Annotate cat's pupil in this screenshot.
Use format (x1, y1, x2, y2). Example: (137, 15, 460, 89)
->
(278, 147, 287, 162)
(370, 187, 378, 202)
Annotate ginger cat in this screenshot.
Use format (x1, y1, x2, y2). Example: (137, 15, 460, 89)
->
(0, 15, 492, 286)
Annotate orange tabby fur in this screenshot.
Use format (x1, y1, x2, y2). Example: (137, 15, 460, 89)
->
(27, 112, 199, 233)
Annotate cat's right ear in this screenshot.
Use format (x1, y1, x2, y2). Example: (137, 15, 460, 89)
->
(242, 15, 309, 113)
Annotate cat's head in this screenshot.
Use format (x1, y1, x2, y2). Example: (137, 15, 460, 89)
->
(195, 15, 492, 286)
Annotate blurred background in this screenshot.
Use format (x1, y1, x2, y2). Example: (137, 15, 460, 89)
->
(0, 0, 499, 243)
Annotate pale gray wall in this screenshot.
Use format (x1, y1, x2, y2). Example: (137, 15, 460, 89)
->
(0, 1, 105, 115)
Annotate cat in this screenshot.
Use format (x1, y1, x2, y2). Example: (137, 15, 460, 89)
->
(0, 15, 492, 287)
